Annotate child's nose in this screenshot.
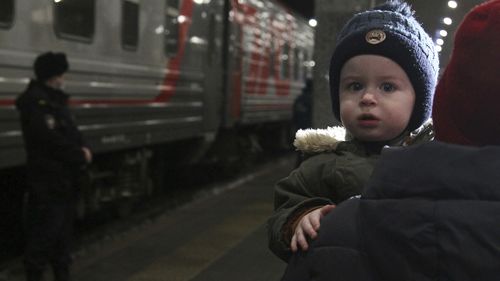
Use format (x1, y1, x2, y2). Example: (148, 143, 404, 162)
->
(360, 91, 377, 106)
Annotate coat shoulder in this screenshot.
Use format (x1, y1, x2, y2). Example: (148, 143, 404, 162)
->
(16, 81, 47, 110)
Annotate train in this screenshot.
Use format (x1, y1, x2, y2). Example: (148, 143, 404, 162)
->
(0, 0, 314, 217)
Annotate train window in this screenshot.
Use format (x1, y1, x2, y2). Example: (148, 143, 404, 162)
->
(164, 0, 180, 57)
(280, 42, 290, 79)
(0, 0, 14, 28)
(122, 0, 139, 50)
(54, 0, 95, 41)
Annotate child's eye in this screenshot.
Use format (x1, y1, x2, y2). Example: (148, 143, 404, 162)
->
(380, 82, 396, 92)
(346, 82, 363, 91)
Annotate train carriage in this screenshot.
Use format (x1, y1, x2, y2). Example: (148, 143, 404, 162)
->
(0, 0, 314, 215)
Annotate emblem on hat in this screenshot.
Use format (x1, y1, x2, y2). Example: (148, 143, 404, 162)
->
(365, 29, 386, 44)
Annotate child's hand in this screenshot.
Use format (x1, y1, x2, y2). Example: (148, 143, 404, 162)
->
(291, 204, 336, 252)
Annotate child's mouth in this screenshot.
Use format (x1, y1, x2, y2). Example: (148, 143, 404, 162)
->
(358, 114, 379, 127)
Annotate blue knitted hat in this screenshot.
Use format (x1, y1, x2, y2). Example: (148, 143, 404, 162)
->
(329, 0, 439, 132)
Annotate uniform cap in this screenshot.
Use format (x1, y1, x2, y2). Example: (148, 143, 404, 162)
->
(34, 52, 69, 82)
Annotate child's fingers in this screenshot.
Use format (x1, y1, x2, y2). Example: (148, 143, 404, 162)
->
(291, 208, 330, 253)
(309, 210, 322, 231)
(309, 205, 336, 233)
(320, 204, 336, 217)
(301, 216, 318, 238)
(291, 233, 298, 252)
(291, 228, 307, 251)
(295, 229, 309, 251)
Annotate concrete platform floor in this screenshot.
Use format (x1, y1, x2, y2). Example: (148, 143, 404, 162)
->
(5, 155, 294, 281)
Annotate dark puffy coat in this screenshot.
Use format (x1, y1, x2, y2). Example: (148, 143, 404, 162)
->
(16, 80, 86, 192)
(281, 141, 500, 281)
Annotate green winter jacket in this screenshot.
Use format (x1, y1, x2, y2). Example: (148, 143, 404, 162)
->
(267, 124, 434, 262)
(268, 139, 379, 261)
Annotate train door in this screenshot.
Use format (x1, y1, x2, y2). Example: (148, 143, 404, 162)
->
(200, 0, 226, 133)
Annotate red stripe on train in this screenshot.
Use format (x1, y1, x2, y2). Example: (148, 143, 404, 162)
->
(230, 0, 257, 119)
(154, 0, 195, 103)
(233, 0, 293, 103)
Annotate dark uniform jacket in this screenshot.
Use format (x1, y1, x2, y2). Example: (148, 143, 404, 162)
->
(281, 141, 500, 281)
(16, 80, 86, 200)
(292, 91, 312, 130)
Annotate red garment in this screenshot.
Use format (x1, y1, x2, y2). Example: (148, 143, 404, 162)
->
(433, 0, 500, 146)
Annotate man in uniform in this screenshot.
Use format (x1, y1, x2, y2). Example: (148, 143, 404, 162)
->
(16, 52, 92, 281)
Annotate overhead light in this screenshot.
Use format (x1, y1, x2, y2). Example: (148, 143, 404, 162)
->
(439, 30, 448, 37)
(435, 45, 442, 52)
(448, 1, 458, 9)
(178, 15, 188, 24)
(443, 17, 453, 25)
(436, 38, 444, 46)
(308, 19, 317, 28)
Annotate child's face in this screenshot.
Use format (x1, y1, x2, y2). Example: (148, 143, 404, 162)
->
(339, 55, 415, 142)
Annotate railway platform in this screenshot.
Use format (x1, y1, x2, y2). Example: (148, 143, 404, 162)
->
(3, 155, 294, 281)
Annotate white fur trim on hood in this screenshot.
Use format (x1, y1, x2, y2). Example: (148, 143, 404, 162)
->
(293, 126, 346, 153)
